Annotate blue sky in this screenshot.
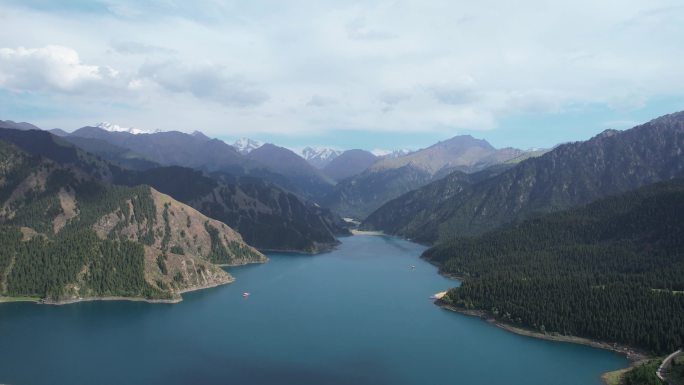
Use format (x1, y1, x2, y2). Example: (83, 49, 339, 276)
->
(1, 1, 683, 152)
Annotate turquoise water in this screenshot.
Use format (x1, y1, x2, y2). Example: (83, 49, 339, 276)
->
(0, 235, 626, 385)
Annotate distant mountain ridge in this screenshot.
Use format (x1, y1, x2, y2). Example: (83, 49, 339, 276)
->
(67, 127, 338, 200)
(363, 111, 684, 243)
(322, 149, 378, 182)
(70, 126, 248, 173)
(96, 122, 161, 135)
(372, 148, 412, 159)
(246, 143, 335, 199)
(0, 119, 42, 131)
(323, 135, 532, 219)
(370, 135, 525, 176)
(0, 126, 348, 254)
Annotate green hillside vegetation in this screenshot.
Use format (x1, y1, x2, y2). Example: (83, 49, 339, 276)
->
(364, 112, 684, 243)
(0, 139, 264, 302)
(622, 360, 663, 385)
(0, 127, 347, 253)
(361, 165, 510, 234)
(0, 141, 165, 300)
(62, 135, 159, 170)
(427, 178, 684, 354)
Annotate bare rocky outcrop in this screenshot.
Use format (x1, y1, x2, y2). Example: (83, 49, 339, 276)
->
(53, 187, 78, 233)
(93, 187, 266, 298)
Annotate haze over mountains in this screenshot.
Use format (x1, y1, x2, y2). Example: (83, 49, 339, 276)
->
(4, 112, 683, 251)
(0, 119, 550, 224)
(322, 135, 538, 218)
(323, 149, 378, 182)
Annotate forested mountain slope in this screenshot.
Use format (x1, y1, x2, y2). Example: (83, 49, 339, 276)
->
(124, 168, 348, 253)
(364, 112, 684, 243)
(361, 165, 511, 236)
(426, 178, 684, 354)
(322, 165, 433, 219)
(0, 140, 265, 303)
(62, 135, 160, 171)
(0, 128, 347, 253)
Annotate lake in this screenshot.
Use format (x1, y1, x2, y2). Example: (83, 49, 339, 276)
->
(0, 235, 627, 385)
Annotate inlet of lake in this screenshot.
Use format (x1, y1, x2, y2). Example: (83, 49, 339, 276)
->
(0, 235, 627, 385)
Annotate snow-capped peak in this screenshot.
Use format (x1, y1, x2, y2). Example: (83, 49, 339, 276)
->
(232, 137, 264, 154)
(301, 146, 342, 161)
(371, 148, 412, 158)
(300, 146, 342, 168)
(95, 122, 160, 135)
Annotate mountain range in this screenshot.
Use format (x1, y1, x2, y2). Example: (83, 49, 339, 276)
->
(0, 133, 265, 303)
(363, 111, 684, 243)
(95, 122, 161, 135)
(0, 126, 348, 254)
(245, 143, 335, 199)
(69, 126, 248, 174)
(323, 135, 536, 219)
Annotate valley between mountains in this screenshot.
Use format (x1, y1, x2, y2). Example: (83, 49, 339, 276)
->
(1, 112, 683, 381)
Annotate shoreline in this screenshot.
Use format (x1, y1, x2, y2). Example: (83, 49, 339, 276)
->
(42, 295, 182, 305)
(430, 269, 650, 383)
(2, 275, 238, 306)
(351, 229, 385, 236)
(257, 240, 341, 255)
(434, 300, 651, 383)
(0, 296, 41, 304)
(1, 253, 271, 306)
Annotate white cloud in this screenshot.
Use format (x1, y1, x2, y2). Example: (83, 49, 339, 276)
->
(138, 61, 268, 107)
(0, 0, 683, 139)
(307, 94, 336, 107)
(0, 45, 125, 93)
(346, 17, 396, 41)
(109, 41, 175, 55)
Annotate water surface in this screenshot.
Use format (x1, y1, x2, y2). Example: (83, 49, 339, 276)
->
(0, 235, 627, 385)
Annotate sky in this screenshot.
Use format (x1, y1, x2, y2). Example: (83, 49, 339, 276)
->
(1, 0, 683, 152)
